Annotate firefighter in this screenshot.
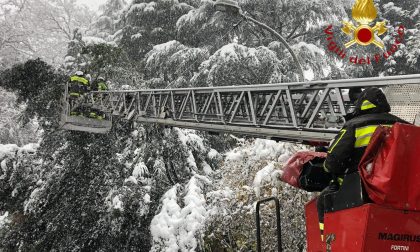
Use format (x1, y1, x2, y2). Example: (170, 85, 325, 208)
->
(69, 71, 90, 98)
(69, 71, 90, 116)
(317, 87, 408, 241)
(89, 77, 108, 120)
(91, 76, 108, 91)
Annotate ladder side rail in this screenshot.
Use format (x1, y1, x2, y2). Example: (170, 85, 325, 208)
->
(83, 75, 420, 141)
(104, 74, 420, 93)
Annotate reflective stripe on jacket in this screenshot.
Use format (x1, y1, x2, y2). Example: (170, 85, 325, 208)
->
(69, 92, 80, 97)
(354, 124, 392, 148)
(324, 113, 407, 175)
(97, 82, 108, 91)
(70, 76, 89, 85)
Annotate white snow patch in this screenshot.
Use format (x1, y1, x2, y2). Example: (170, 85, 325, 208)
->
(144, 3, 156, 12)
(202, 161, 213, 175)
(64, 55, 75, 62)
(304, 68, 315, 81)
(36, 180, 43, 186)
(323, 65, 332, 78)
(82, 36, 107, 45)
(24, 187, 43, 214)
(206, 188, 235, 217)
(0, 212, 10, 229)
(124, 176, 138, 185)
(18, 143, 38, 155)
(150, 185, 182, 252)
(133, 161, 149, 178)
(112, 195, 124, 212)
(144, 193, 151, 203)
(146, 40, 181, 65)
(112, 29, 123, 41)
(226, 139, 293, 163)
(223, 139, 302, 198)
(0, 144, 19, 160)
(150, 175, 210, 252)
(366, 163, 373, 175)
(218, 43, 241, 60)
(175, 128, 205, 151)
(253, 162, 276, 197)
(225, 151, 242, 161)
(187, 151, 197, 170)
(207, 148, 219, 159)
(294, 42, 325, 57)
(253, 139, 288, 160)
(11, 188, 18, 197)
(176, 128, 188, 146)
(131, 33, 142, 39)
(131, 130, 140, 138)
(1, 159, 7, 171)
(127, 3, 146, 14)
(185, 133, 205, 151)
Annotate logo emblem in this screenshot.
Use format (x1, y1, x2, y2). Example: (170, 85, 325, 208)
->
(341, 0, 387, 48)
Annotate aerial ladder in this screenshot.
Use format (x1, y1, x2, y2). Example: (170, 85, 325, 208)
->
(60, 74, 420, 142)
(60, 74, 420, 251)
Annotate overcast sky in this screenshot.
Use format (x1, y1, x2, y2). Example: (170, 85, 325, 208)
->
(77, 0, 107, 11)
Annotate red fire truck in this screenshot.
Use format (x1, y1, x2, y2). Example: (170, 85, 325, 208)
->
(264, 123, 420, 252)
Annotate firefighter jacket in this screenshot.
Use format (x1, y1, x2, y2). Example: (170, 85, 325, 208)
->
(70, 75, 89, 86)
(324, 88, 408, 176)
(69, 75, 90, 97)
(91, 81, 108, 91)
(98, 82, 108, 91)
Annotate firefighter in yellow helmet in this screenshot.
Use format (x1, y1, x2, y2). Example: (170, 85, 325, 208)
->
(68, 71, 90, 116)
(91, 76, 108, 92)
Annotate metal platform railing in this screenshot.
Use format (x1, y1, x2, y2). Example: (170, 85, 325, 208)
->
(59, 85, 112, 134)
(82, 74, 420, 142)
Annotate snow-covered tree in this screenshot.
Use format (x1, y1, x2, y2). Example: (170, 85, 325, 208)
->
(64, 31, 144, 88)
(0, 59, 65, 130)
(89, 0, 128, 42)
(119, 0, 198, 60)
(204, 139, 310, 251)
(0, 89, 39, 145)
(193, 43, 283, 86)
(144, 40, 209, 88)
(1, 0, 419, 251)
(373, 0, 420, 75)
(0, 0, 93, 69)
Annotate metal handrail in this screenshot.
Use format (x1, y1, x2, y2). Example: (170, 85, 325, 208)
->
(256, 197, 282, 252)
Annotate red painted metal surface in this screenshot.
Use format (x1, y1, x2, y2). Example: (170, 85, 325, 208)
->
(363, 205, 420, 251)
(316, 204, 420, 252)
(305, 198, 325, 252)
(323, 205, 370, 251)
